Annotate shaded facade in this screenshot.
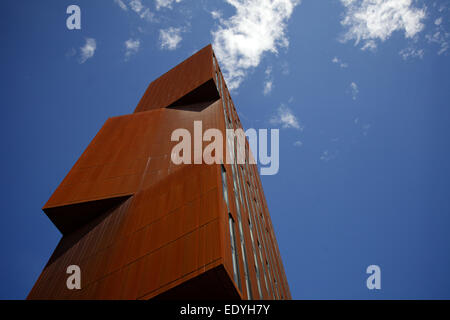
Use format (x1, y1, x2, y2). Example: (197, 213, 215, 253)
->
(28, 45, 291, 300)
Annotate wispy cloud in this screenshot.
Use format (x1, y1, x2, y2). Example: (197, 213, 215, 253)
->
(211, 10, 222, 20)
(263, 81, 273, 96)
(399, 47, 424, 60)
(114, 0, 155, 20)
(332, 56, 348, 68)
(125, 38, 140, 59)
(270, 104, 302, 129)
(350, 81, 358, 100)
(159, 27, 183, 50)
(114, 0, 128, 11)
(129, 0, 155, 21)
(212, 0, 301, 90)
(155, 0, 182, 10)
(340, 0, 426, 50)
(354, 117, 372, 136)
(362, 123, 372, 136)
(320, 150, 338, 162)
(129, 0, 143, 11)
(263, 66, 274, 95)
(79, 38, 96, 64)
(427, 32, 449, 55)
(426, 13, 450, 56)
(293, 140, 303, 147)
(281, 61, 290, 75)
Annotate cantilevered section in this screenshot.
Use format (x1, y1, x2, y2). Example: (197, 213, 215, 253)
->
(134, 45, 218, 112)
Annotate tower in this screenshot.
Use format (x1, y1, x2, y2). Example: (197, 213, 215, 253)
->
(28, 44, 291, 300)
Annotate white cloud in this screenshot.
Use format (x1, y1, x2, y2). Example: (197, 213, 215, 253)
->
(361, 40, 377, 51)
(320, 150, 337, 162)
(399, 47, 424, 60)
(129, 0, 144, 12)
(332, 56, 349, 68)
(426, 32, 449, 55)
(354, 117, 372, 136)
(350, 81, 358, 100)
(426, 24, 450, 55)
(114, 0, 154, 20)
(270, 104, 302, 129)
(114, 0, 128, 11)
(281, 61, 290, 75)
(435, 17, 443, 25)
(125, 38, 141, 59)
(263, 66, 274, 95)
(263, 81, 273, 95)
(212, 0, 301, 90)
(438, 40, 449, 55)
(156, 0, 182, 10)
(340, 0, 426, 50)
(293, 140, 303, 147)
(362, 123, 372, 136)
(211, 10, 223, 20)
(159, 27, 183, 50)
(129, 0, 155, 21)
(79, 38, 96, 64)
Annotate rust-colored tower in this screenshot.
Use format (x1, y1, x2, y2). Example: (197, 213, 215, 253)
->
(28, 45, 291, 300)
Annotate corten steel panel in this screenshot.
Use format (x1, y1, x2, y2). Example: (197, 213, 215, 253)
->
(29, 100, 237, 300)
(134, 44, 215, 113)
(29, 45, 290, 300)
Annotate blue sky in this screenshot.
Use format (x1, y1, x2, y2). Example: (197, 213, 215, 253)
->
(1, 0, 450, 299)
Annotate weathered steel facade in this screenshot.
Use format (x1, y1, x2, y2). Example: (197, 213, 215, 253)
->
(28, 45, 291, 300)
